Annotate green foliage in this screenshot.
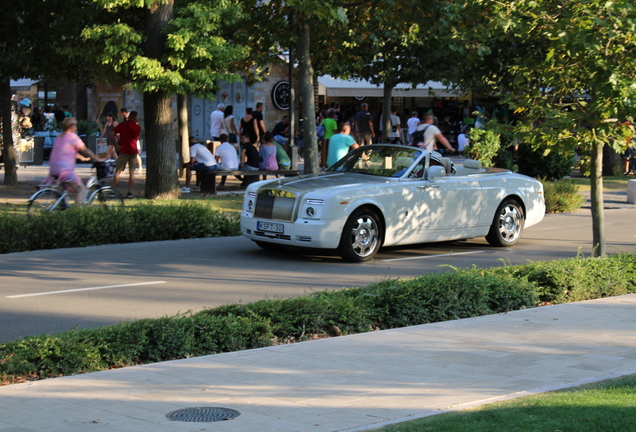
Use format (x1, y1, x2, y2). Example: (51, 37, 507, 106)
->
(516, 143, 574, 180)
(540, 178, 585, 214)
(0, 314, 272, 379)
(77, 120, 100, 136)
(364, 273, 536, 329)
(1, 253, 634, 384)
(0, 203, 240, 254)
(478, 253, 636, 304)
(464, 128, 501, 167)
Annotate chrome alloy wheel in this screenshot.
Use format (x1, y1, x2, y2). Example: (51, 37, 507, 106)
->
(350, 215, 379, 257)
(497, 204, 522, 242)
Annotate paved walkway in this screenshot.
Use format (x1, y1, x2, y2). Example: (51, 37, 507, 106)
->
(1, 294, 635, 432)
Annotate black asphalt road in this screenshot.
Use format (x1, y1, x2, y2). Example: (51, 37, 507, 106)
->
(1, 208, 634, 343)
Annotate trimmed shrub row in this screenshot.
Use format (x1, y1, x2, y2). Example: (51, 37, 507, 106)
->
(1, 253, 634, 385)
(0, 203, 241, 254)
(540, 178, 586, 214)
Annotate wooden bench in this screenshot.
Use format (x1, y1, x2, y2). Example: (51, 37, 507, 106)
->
(199, 169, 301, 194)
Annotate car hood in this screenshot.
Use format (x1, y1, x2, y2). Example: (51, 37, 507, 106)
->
(257, 172, 392, 194)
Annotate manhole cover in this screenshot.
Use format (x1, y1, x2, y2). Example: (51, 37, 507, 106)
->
(165, 407, 241, 422)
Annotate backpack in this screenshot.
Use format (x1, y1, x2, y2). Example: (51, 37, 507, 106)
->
(316, 124, 325, 139)
(411, 125, 430, 146)
(265, 153, 279, 170)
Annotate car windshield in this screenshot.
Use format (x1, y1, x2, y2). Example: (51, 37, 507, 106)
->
(328, 146, 423, 178)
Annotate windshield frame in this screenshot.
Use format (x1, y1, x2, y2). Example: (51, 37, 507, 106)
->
(327, 145, 425, 178)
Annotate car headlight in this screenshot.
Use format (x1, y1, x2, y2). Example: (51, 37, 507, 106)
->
(306, 207, 315, 217)
(248, 199, 254, 210)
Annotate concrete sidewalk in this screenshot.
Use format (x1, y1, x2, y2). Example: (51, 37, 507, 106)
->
(1, 295, 636, 432)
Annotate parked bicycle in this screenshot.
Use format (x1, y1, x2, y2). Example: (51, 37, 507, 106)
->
(28, 161, 124, 216)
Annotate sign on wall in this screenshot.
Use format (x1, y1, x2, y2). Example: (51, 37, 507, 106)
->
(96, 83, 124, 123)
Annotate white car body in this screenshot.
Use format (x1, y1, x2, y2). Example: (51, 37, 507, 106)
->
(241, 145, 545, 261)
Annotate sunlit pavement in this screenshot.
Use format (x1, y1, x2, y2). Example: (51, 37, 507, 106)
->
(1, 294, 636, 432)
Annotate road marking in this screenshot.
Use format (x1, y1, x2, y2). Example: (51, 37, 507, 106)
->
(383, 250, 485, 262)
(6, 281, 167, 299)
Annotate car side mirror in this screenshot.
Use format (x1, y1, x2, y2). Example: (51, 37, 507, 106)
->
(428, 165, 446, 180)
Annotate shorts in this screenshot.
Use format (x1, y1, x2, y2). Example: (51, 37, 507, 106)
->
(193, 163, 218, 173)
(358, 133, 373, 146)
(242, 164, 259, 171)
(115, 153, 138, 173)
(48, 170, 84, 194)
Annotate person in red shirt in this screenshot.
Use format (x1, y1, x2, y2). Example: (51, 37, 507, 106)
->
(110, 111, 141, 198)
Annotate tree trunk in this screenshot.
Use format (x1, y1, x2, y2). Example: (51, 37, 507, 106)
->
(142, 0, 178, 198)
(177, 94, 189, 179)
(590, 139, 605, 257)
(1, 77, 18, 186)
(381, 81, 393, 143)
(144, 91, 178, 198)
(297, 21, 318, 174)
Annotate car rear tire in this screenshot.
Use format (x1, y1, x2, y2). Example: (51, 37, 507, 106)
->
(485, 198, 525, 247)
(338, 208, 382, 262)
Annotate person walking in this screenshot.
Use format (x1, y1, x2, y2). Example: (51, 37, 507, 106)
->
(239, 107, 259, 144)
(414, 112, 455, 154)
(253, 102, 267, 142)
(354, 103, 375, 146)
(320, 109, 338, 167)
(99, 112, 119, 160)
(111, 111, 142, 199)
(389, 107, 402, 144)
(407, 111, 420, 144)
(223, 105, 238, 145)
(209, 103, 226, 141)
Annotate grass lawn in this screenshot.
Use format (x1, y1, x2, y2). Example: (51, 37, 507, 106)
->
(375, 374, 636, 432)
(568, 175, 632, 191)
(0, 194, 244, 217)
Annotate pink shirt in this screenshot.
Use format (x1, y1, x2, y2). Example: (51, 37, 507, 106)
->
(49, 133, 84, 181)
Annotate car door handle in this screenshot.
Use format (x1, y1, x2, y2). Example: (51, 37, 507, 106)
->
(418, 184, 439, 189)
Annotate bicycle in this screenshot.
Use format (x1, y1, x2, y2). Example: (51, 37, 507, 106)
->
(28, 161, 124, 216)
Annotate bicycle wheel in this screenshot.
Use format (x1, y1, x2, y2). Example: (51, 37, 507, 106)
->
(28, 189, 66, 216)
(87, 187, 124, 209)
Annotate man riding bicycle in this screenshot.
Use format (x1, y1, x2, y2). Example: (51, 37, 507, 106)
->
(47, 117, 104, 206)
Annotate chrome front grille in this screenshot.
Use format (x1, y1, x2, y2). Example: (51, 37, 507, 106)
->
(254, 190, 296, 221)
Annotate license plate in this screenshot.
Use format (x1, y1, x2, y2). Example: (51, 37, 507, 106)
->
(257, 221, 284, 233)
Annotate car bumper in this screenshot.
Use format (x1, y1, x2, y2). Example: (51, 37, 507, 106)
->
(241, 213, 344, 249)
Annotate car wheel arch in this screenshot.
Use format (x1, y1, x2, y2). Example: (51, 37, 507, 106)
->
(498, 194, 525, 217)
(347, 204, 386, 246)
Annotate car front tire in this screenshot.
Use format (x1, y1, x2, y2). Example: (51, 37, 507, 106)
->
(338, 208, 382, 262)
(486, 198, 525, 247)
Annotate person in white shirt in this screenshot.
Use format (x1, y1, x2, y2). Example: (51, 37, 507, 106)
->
(414, 113, 455, 154)
(389, 107, 402, 144)
(209, 103, 226, 141)
(457, 127, 470, 154)
(215, 134, 239, 170)
(182, 137, 218, 193)
(407, 112, 420, 144)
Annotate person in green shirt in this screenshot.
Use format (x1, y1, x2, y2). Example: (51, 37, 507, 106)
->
(320, 109, 338, 168)
(274, 141, 291, 169)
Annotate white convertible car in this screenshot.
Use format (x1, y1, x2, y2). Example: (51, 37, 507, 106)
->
(241, 145, 545, 262)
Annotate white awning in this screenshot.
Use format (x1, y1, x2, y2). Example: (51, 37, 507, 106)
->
(317, 75, 464, 98)
(10, 79, 40, 91)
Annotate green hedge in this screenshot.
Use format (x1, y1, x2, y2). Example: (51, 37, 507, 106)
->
(540, 178, 586, 213)
(1, 253, 634, 384)
(0, 203, 241, 254)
